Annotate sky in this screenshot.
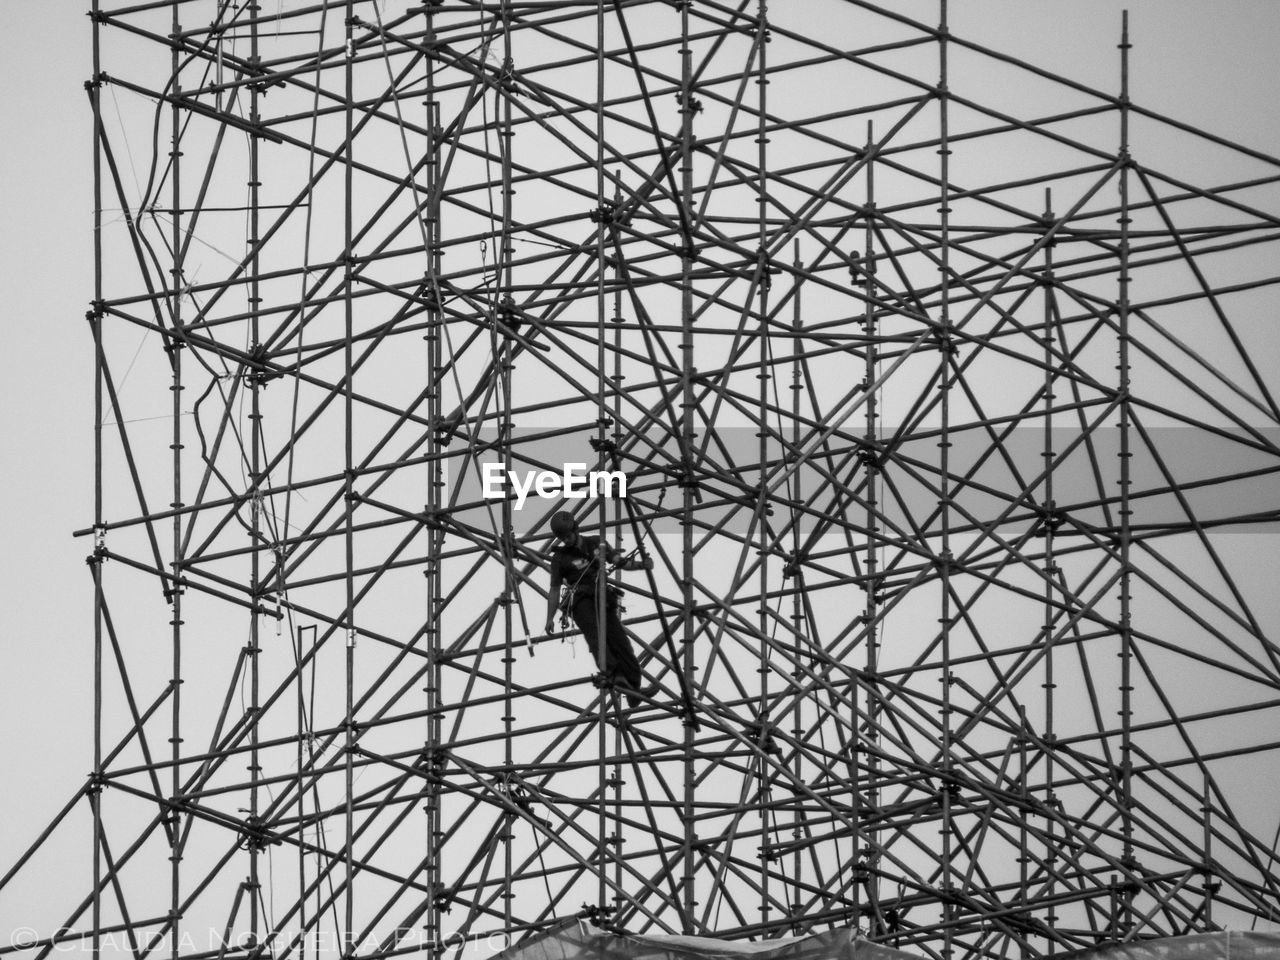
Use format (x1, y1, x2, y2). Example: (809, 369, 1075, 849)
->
(2, 0, 1280, 939)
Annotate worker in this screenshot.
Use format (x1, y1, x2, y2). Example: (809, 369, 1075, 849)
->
(544, 511, 654, 704)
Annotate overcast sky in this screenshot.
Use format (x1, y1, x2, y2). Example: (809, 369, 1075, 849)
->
(3, 0, 1280, 929)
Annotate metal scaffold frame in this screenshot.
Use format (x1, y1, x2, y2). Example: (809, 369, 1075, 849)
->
(7, 2, 1280, 959)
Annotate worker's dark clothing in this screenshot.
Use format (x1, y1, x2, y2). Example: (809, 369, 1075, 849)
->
(552, 536, 643, 690)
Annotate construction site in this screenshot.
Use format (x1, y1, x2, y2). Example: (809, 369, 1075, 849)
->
(4, 2, 1280, 960)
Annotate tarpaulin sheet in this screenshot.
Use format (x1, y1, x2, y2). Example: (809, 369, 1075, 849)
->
(1071, 933, 1280, 960)
(497, 921, 923, 960)
(500, 924, 1280, 960)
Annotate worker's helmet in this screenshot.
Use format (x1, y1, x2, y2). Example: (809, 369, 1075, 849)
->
(549, 512, 577, 538)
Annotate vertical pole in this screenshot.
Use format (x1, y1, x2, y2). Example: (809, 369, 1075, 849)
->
(862, 122, 882, 931)
(936, 2, 954, 955)
(754, 0, 771, 930)
(859, 120, 877, 930)
(593, 0, 610, 919)
(789, 241, 803, 933)
(424, 2, 443, 953)
(343, 3, 356, 953)
(678, 0, 697, 932)
(1018, 706, 1029, 952)
(1202, 774, 1214, 927)
(168, 3, 185, 956)
(1041, 187, 1059, 954)
(498, 0, 516, 932)
(1117, 9, 1136, 937)
(611, 177, 626, 916)
(296, 624, 308, 960)
(89, 5, 105, 957)
(294, 13, 325, 954)
(247, 3, 263, 949)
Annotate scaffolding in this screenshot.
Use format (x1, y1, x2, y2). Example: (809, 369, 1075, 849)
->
(7, 1, 1280, 959)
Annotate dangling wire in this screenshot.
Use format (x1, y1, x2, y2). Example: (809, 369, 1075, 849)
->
(362, 7, 539, 653)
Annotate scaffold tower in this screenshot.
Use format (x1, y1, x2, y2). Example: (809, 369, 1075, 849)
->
(7, 2, 1280, 960)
